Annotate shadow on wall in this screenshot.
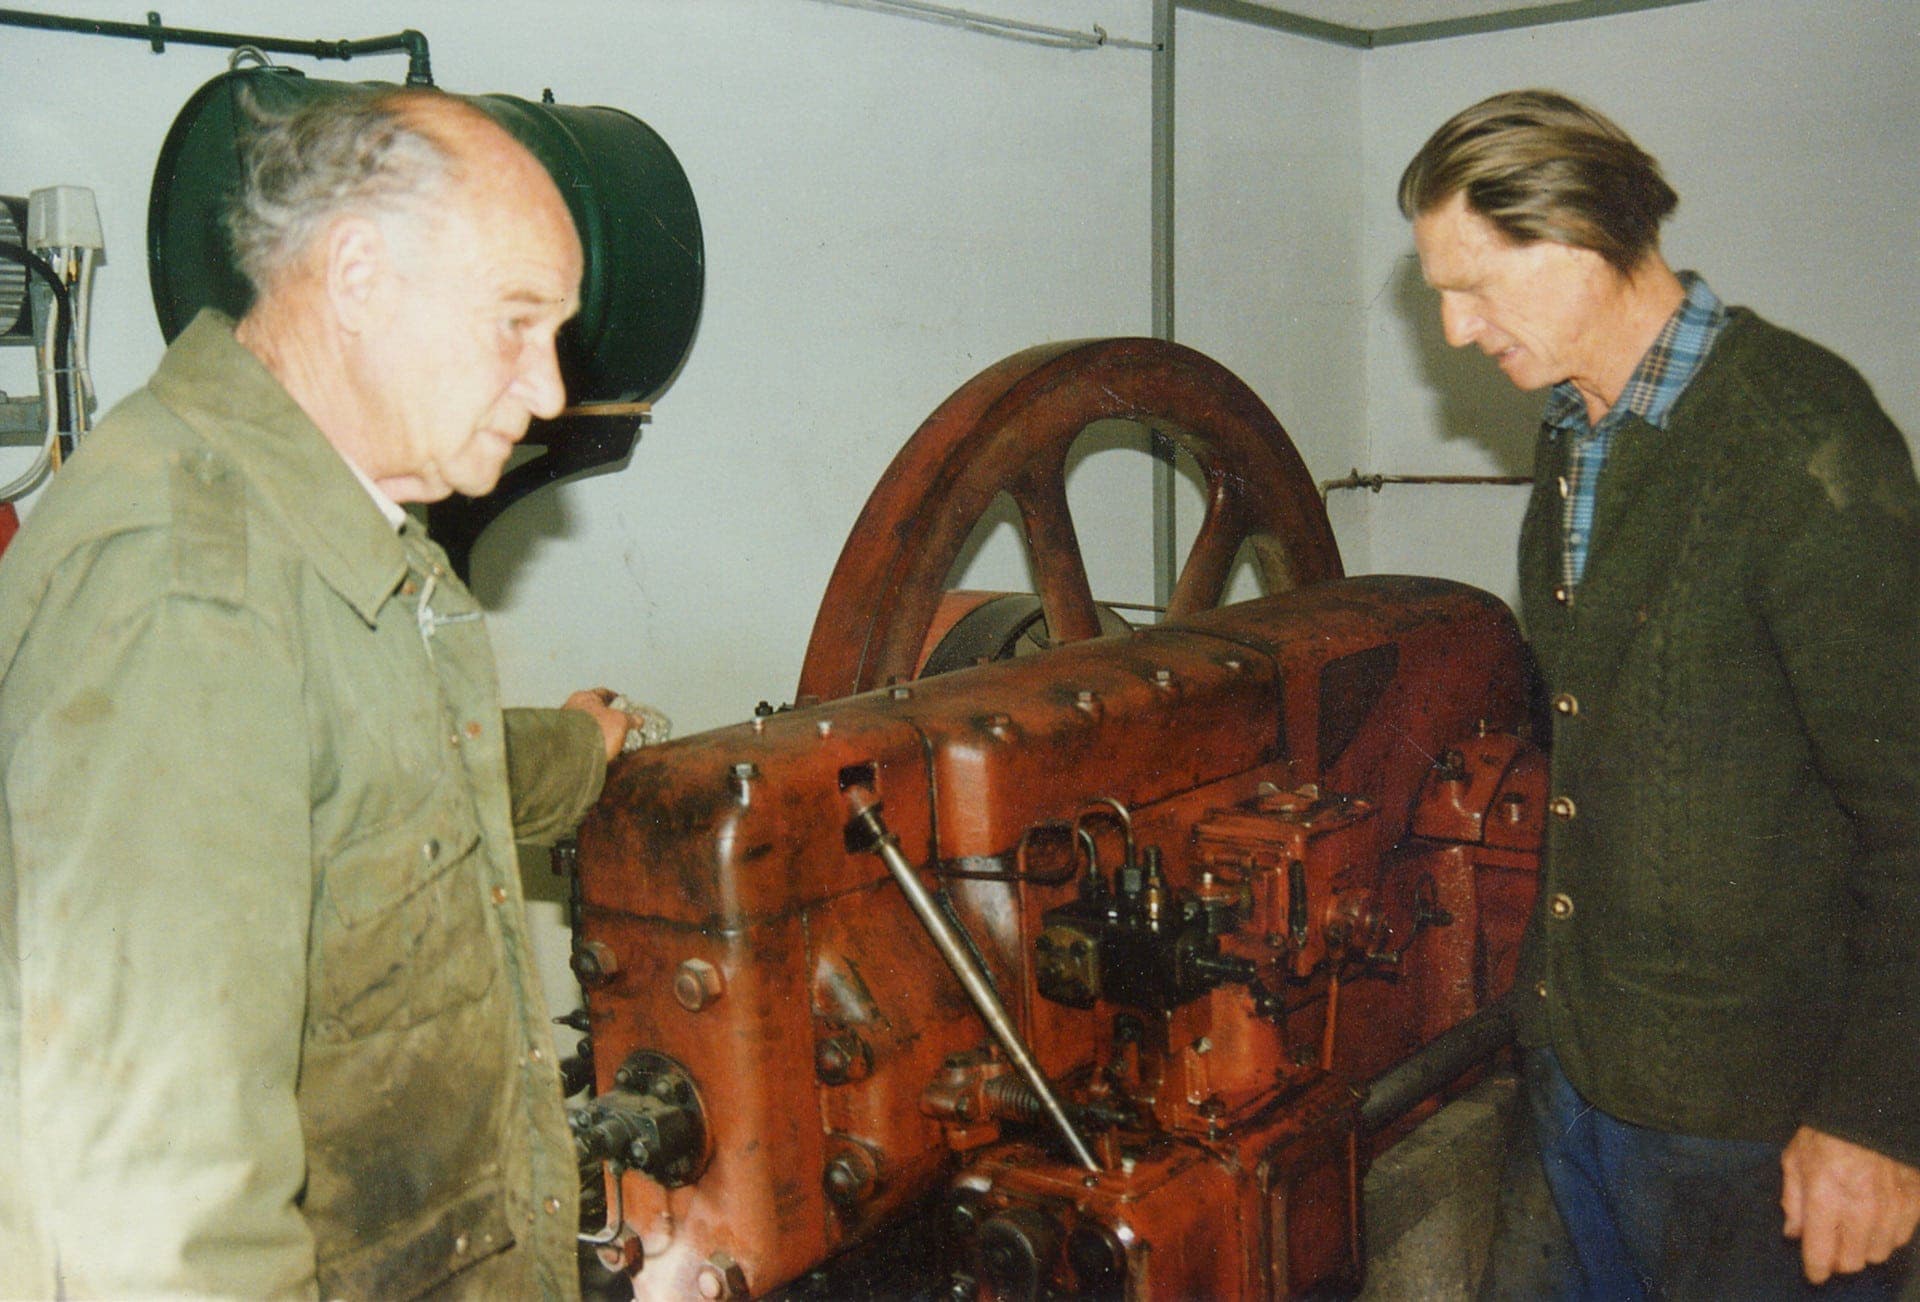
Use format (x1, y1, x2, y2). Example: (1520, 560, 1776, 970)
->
(468, 471, 583, 610)
(1389, 252, 1543, 477)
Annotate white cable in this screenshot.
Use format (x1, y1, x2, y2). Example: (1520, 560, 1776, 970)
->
(68, 248, 96, 441)
(0, 437, 55, 503)
(808, 0, 1156, 51)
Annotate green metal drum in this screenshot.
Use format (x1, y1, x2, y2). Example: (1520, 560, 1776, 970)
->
(148, 68, 703, 402)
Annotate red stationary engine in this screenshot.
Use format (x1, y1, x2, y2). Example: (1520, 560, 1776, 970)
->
(571, 339, 1543, 1299)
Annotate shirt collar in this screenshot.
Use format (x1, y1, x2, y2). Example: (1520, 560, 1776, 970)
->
(1545, 271, 1728, 437)
(147, 310, 411, 623)
(343, 454, 408, 532)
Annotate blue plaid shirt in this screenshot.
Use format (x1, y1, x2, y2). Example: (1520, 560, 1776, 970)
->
(1546, 272, 1727, 588)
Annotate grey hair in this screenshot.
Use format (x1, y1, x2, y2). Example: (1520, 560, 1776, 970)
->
(225, 85, 459, 294)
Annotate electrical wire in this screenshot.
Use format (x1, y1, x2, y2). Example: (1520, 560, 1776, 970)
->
(809, 0, 1156, 51)
(0, 242, 72, 500)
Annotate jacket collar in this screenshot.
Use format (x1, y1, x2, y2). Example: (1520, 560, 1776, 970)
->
(148, 310, 411, 625)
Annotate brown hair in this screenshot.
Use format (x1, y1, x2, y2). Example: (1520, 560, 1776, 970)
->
(1398, 89, 1677, 275)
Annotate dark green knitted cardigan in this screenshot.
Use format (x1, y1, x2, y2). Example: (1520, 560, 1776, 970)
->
(1514, 308, 1920, 1165)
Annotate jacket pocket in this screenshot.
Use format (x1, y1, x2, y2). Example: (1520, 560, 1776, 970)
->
(314, 782, 497, 1040)
(315, 1166, 517, 1300)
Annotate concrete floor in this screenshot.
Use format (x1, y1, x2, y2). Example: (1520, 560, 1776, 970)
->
(1359, 1072, 1558, 1301)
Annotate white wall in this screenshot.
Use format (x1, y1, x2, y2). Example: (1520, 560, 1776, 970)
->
(1176, 10, 1368, 580)
(5, 0, 1912, 1028)
(1359, 0, 1920, 607)
(0, 0, 1366, 1027)
(0, 0, 1372, 734)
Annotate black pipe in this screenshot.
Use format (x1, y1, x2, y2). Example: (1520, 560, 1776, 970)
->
(1358, 992, 1516, 1134)
(0, 8, 433, 85)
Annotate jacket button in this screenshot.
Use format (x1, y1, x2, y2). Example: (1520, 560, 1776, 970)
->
(1549, 892, 1574, 919)
(1534, 980, 1548, 999)
(1635, 606, 1649, 624)
(453, 1234, 470, 1255)
(465, 720, 483, 739)
(1556, 475, 1570, 498)
(422, 839, 440, 862)
(491, 885, 509, 905)
(1552, 693, 1579, 716)
(1553, 586, 1571, 606)
(1548, 795, 1577, 820)
(545, 1196, 562, 1215)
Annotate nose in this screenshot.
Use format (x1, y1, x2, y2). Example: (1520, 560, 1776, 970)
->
(1438, 293, 1481, 349)
(515, 334, 568, 422)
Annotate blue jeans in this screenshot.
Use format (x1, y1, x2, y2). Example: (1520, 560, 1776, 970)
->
(1521, 1047, 1911, 1301)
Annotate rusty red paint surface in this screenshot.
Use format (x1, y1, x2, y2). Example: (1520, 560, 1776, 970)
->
(573, 340, 1541, 1299)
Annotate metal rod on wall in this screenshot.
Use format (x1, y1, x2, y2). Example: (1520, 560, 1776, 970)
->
(808, 0, 1154, 51)
(1149, 0, 1178, 614)
(1320, 471, 1533, 500)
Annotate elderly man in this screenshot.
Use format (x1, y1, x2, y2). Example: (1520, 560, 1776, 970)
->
(0, 90, 630, 1297)
(1401, 90, 1920, 1298)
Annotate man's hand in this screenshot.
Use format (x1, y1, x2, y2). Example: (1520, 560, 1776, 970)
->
(1782, 1125, 1920, 1283)
(563, 688, 631, 763)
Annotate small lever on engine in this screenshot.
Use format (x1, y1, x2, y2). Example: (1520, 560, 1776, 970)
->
(844, 785, 1101, 1173)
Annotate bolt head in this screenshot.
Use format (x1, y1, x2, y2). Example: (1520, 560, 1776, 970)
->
(673, 959, 724, 1012)
(595, 1228, 642, 1274)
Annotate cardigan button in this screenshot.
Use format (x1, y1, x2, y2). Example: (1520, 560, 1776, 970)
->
(1552, 693, 1579, 716)
(1534, 980, 1548, 999)
(1548, 795, 1577, 820)
(1553, 586, 1571, 606)
(1549, 892, 1574, 920)
(491, 885, 509, 905)
(1556, 475, 1570, 499)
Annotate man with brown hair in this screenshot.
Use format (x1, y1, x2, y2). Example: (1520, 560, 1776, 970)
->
(0, 88, 633, 1298)
(1402, 89, 1920, 1297)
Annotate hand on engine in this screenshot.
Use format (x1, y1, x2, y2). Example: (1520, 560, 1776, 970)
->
(564, 688, 634, 763)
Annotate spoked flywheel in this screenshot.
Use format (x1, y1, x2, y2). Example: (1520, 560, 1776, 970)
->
(796, 337, 1343, 703)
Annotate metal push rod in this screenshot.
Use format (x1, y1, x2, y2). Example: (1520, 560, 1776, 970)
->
(845, 790, 1102, 1173)
(0, 8, 434, 84)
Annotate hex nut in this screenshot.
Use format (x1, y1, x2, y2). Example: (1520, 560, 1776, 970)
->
(673, 959, 724, 1012)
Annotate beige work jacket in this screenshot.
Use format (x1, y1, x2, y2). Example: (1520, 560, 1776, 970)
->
(0, 312, 606, 1298)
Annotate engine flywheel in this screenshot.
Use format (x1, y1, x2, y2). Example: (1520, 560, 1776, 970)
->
(796, 337, 1344, 703)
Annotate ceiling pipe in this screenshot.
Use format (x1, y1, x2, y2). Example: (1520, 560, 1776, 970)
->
(0, 7, 433, 84)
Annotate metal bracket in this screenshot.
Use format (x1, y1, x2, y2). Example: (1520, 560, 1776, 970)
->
(0, 395, 44, 437)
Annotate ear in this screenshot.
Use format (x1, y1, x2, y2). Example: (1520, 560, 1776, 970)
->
(321, 215, 391, 335)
